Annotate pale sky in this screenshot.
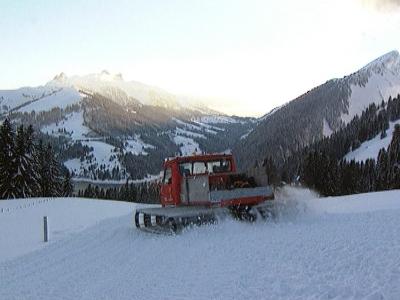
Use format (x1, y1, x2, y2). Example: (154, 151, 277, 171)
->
(0, 0, 399, 116)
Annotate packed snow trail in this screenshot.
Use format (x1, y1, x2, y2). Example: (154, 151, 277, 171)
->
(1, 190, 400, 299)
(0, 198, 138, 262)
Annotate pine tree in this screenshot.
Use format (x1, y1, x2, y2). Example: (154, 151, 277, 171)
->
(0, 119, 16, 199)
(84, 184, 94, 198)
(35, 140, 52, 197)
(263, 157, 278, 185)
(376, 148, 389, 190)
(46, 144, 62, 196)
(62, 170, 73, 197)
(380, 129, 387, 139)
(387, 124, 400, 189)
(14, 125, 37, 197)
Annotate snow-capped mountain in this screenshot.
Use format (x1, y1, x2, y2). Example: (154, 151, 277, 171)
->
(235, 50, 400, 170)
(0, 70, 219, 116)
(48, 70, 216, 113)
(0, 72, 254, 182)
(341, 50, 400, 124)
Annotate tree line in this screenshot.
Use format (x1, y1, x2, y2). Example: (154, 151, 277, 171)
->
(301, 125, 400, 196)
(0, 119, 73, 199)
(77, 181, 160, 204)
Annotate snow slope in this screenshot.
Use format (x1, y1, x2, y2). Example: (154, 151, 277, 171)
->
(0, 86, 81, 114)
(42, 113, 155, 179)
(173, 135, 201, 156)
(0, 87, 60, 113)
(173, 117, 223, 134)
(41, 111, 91, 140)
(345, 119, 400, 162)
(322, 118, 333, 137)
(18, 87, 81, 113)
(123, 135, 155, 155)
(1, 189, 400, 299)
(196, 115, 238, 124)
(342, 50, 400, 124)
(65, 140, 124, 177)
(0, 198, 136, 263)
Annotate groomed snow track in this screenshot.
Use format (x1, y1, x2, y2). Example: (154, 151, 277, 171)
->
(1, 189, 400, 299)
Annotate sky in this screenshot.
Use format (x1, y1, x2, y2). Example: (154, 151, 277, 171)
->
(0, 0, 400, 117)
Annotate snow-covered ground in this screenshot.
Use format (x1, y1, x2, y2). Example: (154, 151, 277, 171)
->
(240, 128, 253, 139)
(175, 127, 206, 139)
(173, 134, 201, 156)
(322, 118, 334, 137)
(1, 189, 400, 299)
(192, 120, 224, 133)
(17, 87, 81, 113)
(345, 119, 400, 162)
(65, 140, 124, 177)
(0, 86, 80, 113)
(42, 113, 154, 178)
(41, 111, 91, 140)
(173, 117, 223, 134)
(0, 198, 137, 263)
(196, 115, 238, 124)
(123, 135, 155, 155)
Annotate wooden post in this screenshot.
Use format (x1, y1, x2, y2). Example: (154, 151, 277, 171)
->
(43, 216, 48, 242)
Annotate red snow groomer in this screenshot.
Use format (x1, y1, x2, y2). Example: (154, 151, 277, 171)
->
(134, 153, 275, 233)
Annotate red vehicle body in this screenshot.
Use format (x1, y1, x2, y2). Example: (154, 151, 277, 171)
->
(134, 153, 274, 233)
(160, 153, 273, 207)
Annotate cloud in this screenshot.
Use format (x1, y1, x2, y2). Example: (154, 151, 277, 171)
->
(361, 0, 400, 12)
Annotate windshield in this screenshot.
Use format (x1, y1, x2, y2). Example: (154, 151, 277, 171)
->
(179, 159, 231, 176)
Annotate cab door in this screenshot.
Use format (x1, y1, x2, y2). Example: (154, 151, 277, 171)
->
(160, 167, 174, 206)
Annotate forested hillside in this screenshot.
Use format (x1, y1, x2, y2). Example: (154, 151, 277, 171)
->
(257, 94, 400, 196)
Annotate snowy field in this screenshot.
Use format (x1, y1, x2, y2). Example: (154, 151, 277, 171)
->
(1, 189, 400, 299)
(0, 198, 137, 263)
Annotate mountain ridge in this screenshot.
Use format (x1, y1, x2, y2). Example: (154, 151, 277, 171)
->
(48, 70, 220, 114)
(235, 49, 400, 170)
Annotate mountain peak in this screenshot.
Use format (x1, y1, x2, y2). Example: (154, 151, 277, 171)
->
(97, 70, 124, 81)
(53, 72, 68, 82)
(362, 50, 400, 73)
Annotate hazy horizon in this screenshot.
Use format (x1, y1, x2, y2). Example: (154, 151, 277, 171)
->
(1, 0, 400, 117)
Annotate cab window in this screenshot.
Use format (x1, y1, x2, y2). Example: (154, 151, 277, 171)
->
(179, 163, 192, 176)
(163, 168, 172, 184)
(220, 159, 231, 172)
(207, 159, 231, 173)
(193, 162, 207, 174)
